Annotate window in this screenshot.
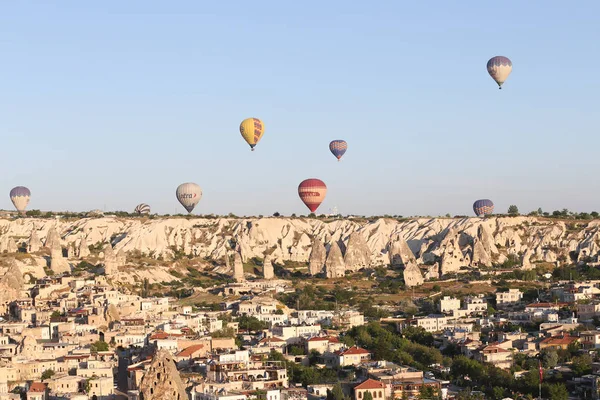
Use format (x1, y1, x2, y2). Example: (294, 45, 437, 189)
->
(358, 393, 362, 399)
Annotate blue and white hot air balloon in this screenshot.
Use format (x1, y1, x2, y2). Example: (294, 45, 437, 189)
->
(329, 140, 348, 161)
(10, 186, 31, 215)
(473, 199, 494, 217)
(176, 183, 202, 213)
(487, 56, 512, 89)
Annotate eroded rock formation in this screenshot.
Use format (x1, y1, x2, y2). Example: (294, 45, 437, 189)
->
(308, 239, 326, 276)
(325, 241, 345, 278)
(138, 350, 187, 400)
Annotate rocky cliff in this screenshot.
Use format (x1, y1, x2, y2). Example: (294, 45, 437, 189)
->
(0, 216, 597, 284)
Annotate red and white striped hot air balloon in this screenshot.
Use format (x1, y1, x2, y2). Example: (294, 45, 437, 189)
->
(298, 179, 327, 213)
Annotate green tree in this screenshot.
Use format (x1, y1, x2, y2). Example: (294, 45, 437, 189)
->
(41, 369, 55, 381)
(542, 350, 558, 368)
(328, 384, 347, 400)
(571, 354, 592, 375)
(90, 340, 109, 352)
(492, 386, 505, 400)
(547, 383, 568, 400)
(419, 386, 435, 399)
(508, 205, 519, 215)
(237, 315, 268, 331)
(363, 392, 373, 400)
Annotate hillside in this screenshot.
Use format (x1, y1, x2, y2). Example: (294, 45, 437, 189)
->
(0, 217, 600, 274)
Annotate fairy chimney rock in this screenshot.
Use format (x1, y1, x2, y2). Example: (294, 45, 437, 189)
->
(403, 262, 424, 288)
(308, 239, 327, 276)
(50, 242, 70, 274)
(138, 350, 187, 400)
(44, 228, 61, 249)
(344, 232, 371, 272)
(325, 241, 345, 279)
(263, 254, 275, 280)
(233, 251, 245, 282)
(389, 237, 417, 266)
(28, 230, 42, 253)
(78, 237, 91, 259)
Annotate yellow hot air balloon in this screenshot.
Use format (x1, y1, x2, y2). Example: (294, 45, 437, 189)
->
(239, 118, 265, 151)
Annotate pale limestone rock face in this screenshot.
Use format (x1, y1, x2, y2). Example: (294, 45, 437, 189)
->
(19, 335, 40, 358)
(50, 241, 70, 274)
(344, 232, 371, 272)
(28, 230, 42, 253)
(471, 240, 491, 267)
(1, 215, 600, 277)
(477, 225, 498, 255)
(44, 227, 61, 249)
(104, 304, 120, 323)
(521, 249, 533, 270)
(233, 251, 244, 282)
(78, 236, 91, 259)
(6, 238, 18, 253)
(403, 262, 424, 288)
(308, 239, 326, 276)
(0, 236, 17, 253)
(389, 237, 417, 267)
(325, 241, 345, 278)
(495, 228, 523, 253)
(440, 239, 465, 275)
(103, 243, 117, 276)
(67, 244, 75, 259)
(117, 250, 126, 266)
(139, 350, 187, 400)
(225, 251, 231, 269)
(423, 263, 440, 280)
(0, 261, 23, 315)
(263, 253, 275, 280)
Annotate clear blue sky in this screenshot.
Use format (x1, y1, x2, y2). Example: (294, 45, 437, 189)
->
(1, 1, 599, 216)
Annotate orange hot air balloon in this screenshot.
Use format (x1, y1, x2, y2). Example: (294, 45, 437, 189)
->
(298, 179, 327, 213)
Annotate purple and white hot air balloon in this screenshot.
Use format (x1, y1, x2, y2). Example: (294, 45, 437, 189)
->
(487, 56, 512, 89)
(10, 186, 31, 215)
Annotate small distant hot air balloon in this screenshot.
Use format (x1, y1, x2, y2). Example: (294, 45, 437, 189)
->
(487, 56, 512, 89)
(10, 186, 31, 215)
(329, 140, 348, 161)
(240, 118, 265, 151)
(134, 203, 151, 215)
(176, 183, 202, 213)
(473, 199, 494, 217)
(298, 179, 327, 213)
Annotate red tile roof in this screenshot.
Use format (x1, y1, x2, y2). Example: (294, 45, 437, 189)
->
(541, 335, 578, 346)
(355, 379, 386, 390)
(481, 345, 510, 353)
(178, 344, 205, 357)
(341, 346, 370, 355)
(29, 382, 46, 393)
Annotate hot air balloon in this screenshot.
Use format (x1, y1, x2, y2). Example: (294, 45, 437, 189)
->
(176, 183, 202, 213)
(298, 179, 327, 213)
(10, 186, 31, 215)
(473, 199, 494, 217)
(240, 118, 265, 151)
(487, 56, 512, 89)
(329, 140, 348, 161)
(134, 203, 151, 215)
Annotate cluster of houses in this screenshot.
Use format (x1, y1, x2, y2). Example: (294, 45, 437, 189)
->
(5, 272, 600, 400)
